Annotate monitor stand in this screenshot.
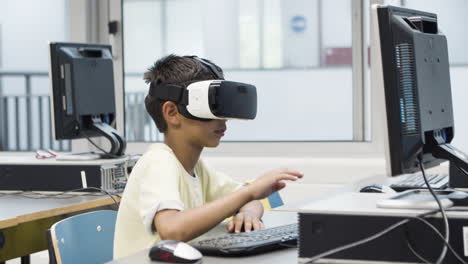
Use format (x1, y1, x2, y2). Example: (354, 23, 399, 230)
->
(432, 144, 468, 189)
(90, 117, 126, 157)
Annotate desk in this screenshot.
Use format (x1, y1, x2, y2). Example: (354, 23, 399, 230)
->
(107, 211, 297, 264)
(107, 177, 463, 264)
(0, 192, 120, 262)
(107, 211, 359, 264)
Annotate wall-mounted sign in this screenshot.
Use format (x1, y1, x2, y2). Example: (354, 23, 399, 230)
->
(291, 15, 307, 33)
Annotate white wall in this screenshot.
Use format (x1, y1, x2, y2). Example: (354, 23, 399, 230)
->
(1, 0, 68, 71)
(204, 156, 386, 184)
(322, 0, 352, 47)
(449, 66, 468, 153)
(404, 0, 468, 64)
(281, 0, 320, 67)
(123, 0, 163, 73)
(203, 0, 240, 68)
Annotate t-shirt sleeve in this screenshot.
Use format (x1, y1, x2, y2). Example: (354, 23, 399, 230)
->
(137, 155, 185, 234)
(201, 161, 243, 202)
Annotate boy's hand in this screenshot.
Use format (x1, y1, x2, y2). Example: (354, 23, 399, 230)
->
(227, 211, 264, 233)
(247, 168, 303, 200)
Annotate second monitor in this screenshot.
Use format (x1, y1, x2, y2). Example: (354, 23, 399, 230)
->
(49, 42, 126, 158)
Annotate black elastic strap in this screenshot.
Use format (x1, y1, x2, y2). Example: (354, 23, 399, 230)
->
(186, 56, 223, 79)
(149, 82, 188, 105)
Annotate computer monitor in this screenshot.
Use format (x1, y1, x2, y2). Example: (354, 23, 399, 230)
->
(373, 5, 468, 187)
(49, 42, 126, 157)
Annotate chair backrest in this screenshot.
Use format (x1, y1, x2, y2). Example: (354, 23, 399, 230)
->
(49, 210, 118, 264)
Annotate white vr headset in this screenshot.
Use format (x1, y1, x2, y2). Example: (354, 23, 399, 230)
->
(148, 56, 257, 121)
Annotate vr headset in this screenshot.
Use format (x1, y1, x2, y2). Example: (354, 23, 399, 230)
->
(148, 56, 257, 121)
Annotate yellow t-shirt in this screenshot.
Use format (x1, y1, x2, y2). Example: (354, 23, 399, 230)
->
(113, 143, 241, 259)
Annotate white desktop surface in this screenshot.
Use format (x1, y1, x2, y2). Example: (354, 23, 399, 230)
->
(0, 154, 128, 165)
(299, 190, 468, 218)
(0, 192, 118, 228)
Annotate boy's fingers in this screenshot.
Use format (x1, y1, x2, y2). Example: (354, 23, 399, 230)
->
(279, 168, 304, 178)
(278, 174, 300, 181)
(260, 221, 265, 229)
(227, 221, 234, 232)
(234, 214, 244, 233)
(252, 219, 261, 231)
(244, 215, 253, 232)
(275, 181, 287, 191)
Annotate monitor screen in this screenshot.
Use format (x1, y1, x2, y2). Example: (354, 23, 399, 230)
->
(374, 5, 453, 176)
(49, 42, 125, 157)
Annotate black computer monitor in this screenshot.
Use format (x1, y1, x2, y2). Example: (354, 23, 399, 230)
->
(49, 42, 126, 157)
(375, 5, 468, 187)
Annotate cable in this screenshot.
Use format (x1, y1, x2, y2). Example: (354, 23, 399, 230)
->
(83, 132, 120, 159)
(0, 187, 120, 210)
(418, 155, 449, 264)
(278, 242, 298, 248)
(454, 163, 468, 177)
(405, 226, 432, 264)
(303, 218, 411, 263)
(303, 157, 457, 264)
(409, 216, 467, 264)
(302, 209, 465, 264)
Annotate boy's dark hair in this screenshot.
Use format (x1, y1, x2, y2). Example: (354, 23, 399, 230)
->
(143, 55, 224, 132)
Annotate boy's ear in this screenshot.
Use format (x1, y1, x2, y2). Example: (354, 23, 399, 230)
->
(161, 101, 181, 128)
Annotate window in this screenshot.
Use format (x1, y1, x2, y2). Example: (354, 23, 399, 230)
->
(0, 0, 70, 151)
(123, 0, 358, 143)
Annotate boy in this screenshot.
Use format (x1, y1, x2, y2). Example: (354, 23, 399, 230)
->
(113, 55, 303, 259)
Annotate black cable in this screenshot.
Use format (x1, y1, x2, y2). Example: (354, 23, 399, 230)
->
(454, 163, 468, 177)
(83, 133, 120, 159)
(303, 162, 457, 264)
(303, 209, 467, 264)
(418, 155, 449, 264)
(278, 242, 297, 248)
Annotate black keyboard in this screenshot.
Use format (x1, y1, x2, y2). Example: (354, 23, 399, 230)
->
(390, 173, 449, 192)
(190, 223, 298, 256)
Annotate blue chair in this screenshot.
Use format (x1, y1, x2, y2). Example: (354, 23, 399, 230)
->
(48, 210, 117, 264)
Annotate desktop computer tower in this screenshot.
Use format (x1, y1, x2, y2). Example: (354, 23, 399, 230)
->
(298, 212, 468, 263)
(0, 156, 137, 192)
(298, 192, 468, 263)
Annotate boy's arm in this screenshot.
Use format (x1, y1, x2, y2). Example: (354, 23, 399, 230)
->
(154, 186, 253, 242)
(228, 200, 264, 233)
(154, 168, 302, 242)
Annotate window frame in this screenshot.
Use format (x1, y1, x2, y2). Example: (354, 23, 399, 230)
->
(96, 0, 385, 158)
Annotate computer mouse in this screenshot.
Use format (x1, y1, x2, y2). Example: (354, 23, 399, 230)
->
(359, 184, 396, 194)
(148, 240, 202, 263)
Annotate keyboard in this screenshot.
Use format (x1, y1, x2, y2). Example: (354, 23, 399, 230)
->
(190, 223, 298, 256)
(390, 173, 449, 192)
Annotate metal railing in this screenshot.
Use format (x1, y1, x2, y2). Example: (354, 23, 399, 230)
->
(0, 71, 156, 151)
(0, 71, 70, 151)
(124, 91, 160, 142)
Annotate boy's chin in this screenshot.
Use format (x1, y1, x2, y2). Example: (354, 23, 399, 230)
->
(204, 140, 221, 148)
